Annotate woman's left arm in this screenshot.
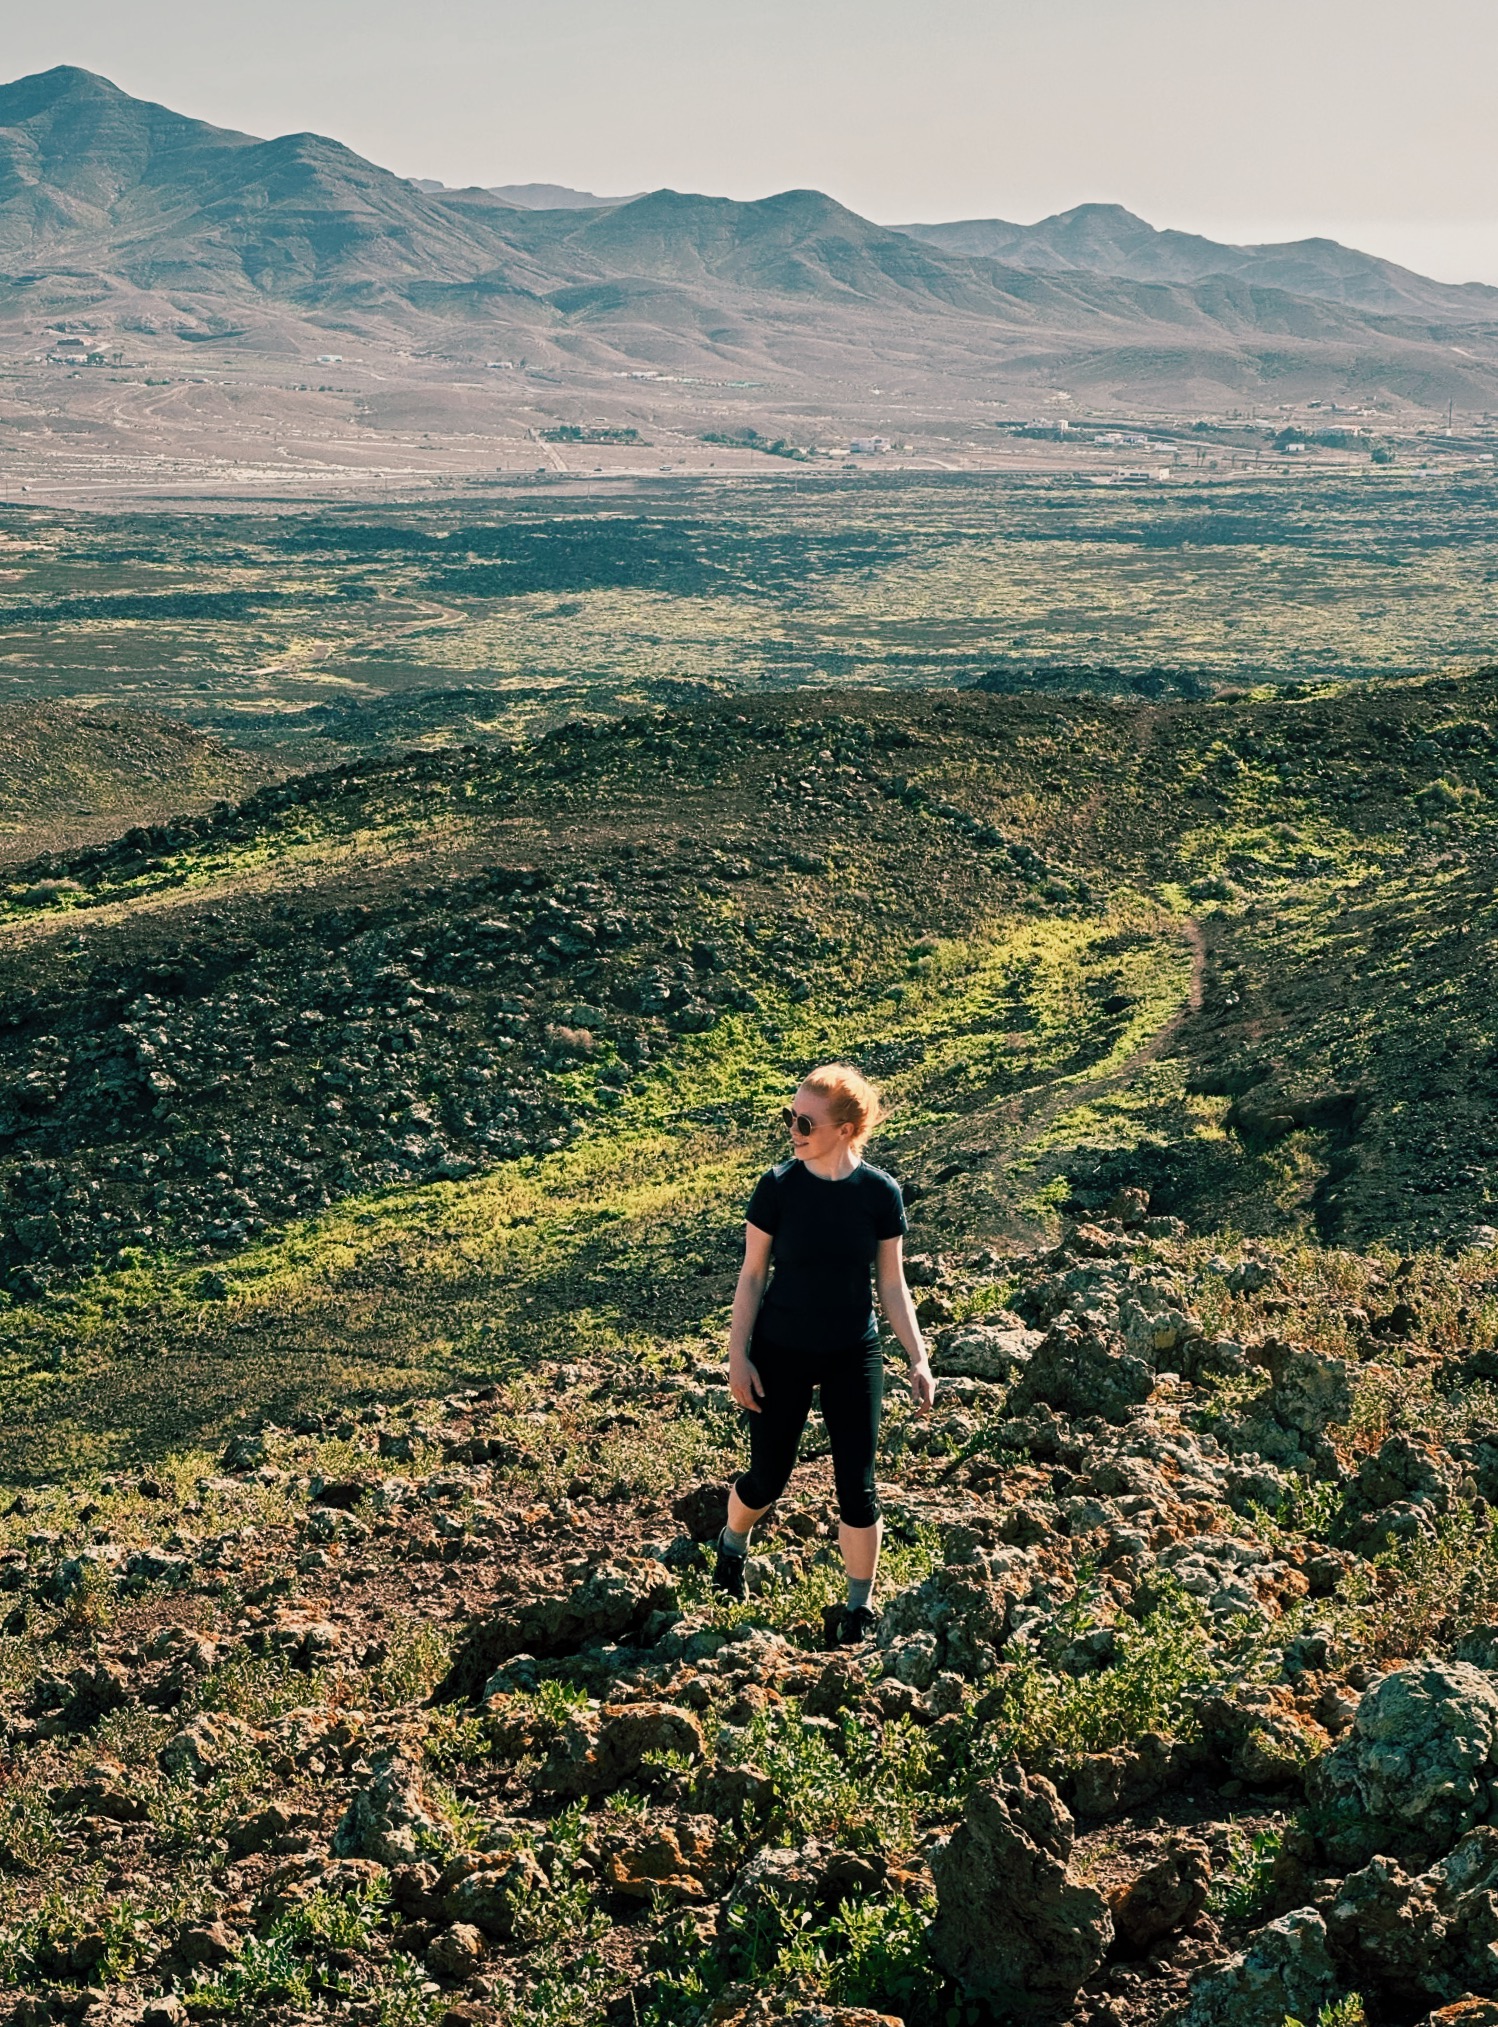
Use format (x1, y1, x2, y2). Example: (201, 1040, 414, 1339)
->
(876, 1235, 936, 1410)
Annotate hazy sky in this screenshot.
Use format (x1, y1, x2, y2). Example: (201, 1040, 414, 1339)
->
(10, 0, 1498, 280)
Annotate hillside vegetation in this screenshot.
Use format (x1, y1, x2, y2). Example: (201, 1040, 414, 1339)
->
(0, 670, 1494, 1473)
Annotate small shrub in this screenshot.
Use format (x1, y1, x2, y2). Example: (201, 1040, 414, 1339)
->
(743, 1704, 940, 1850)
(781, 1889, 942, 2013)
(970, 1583, 1214, 1773)
(1335, 1506, 1498, 1657)
(422, 1708, 492, 1772)
(369, 1623, 452, 1705)
(1286, 1998, 1366, 2027)
(505, 1871, 612, 2027)
(645, 1888, 945, 2027)
(1209, 1825, 1281, 1922)
(189, 1877, 394, 2013)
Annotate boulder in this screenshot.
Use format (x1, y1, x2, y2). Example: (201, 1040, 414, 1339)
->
(705, 1992, 902, 2027)
(697, 1762, 775, 1820)
(602, 1816, 717, 1901)
(425, 1922, 486, 1979)
(1196, 1684, 1330, 1787)
(439, 1850, 549, 1940)
(726, 1843, 886, 1916)
(1067, 1733, 1191, 1821)
(246, 1610, 348, 1671)
(672, 1482, 730, 1542)
(928, 1765, 1112, 2017)
(1306, 1661, 1498, 1868)
(932, 1322, 1042, 1382)
(333, 1753, 447, 1865)
(1455, 1627, 1498, 1673)
(159, 1712, 254, 1782)
(1261, 1341, 1353, 1437)
(1109, 1842, 1211, 1954)
(537, 1700, 704, 1798)
(175, 1921, 241, 1969)
(1179, 1909, 1341, 2027)
(1331, 1434, 1463, 1552)
(803, 1653, 879, 1718)
(1328, 1828, 1498, 2011)
(431, 1559, 678, 1700)
(226, 1800, 316, 1858)
(1417, 2002, 1498, 2027)
(50, 1660, 131, 1731)
(1010, 1321, 1153, 1426)
(57, 1756, 149, 1822)
(877, 1567, 1015, 1681)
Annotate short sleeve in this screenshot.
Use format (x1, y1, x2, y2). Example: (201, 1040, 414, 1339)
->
(745, 1169, 781, 1234)
(873, 1175, 907, 1241)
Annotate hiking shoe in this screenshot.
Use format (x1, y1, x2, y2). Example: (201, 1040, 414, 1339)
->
(839, 1604, 882, 1645)
(713, 1545, 747, 1601)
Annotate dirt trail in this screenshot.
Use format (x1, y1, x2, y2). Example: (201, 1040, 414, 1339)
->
(1009, 912, 1207, 1159)
(905, 914, 1207, 1245)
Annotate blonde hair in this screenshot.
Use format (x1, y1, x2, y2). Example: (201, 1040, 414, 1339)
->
(801, 1063, 887, 1150)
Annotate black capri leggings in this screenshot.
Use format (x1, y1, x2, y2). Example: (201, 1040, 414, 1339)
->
(733, 1331, 884, 1529)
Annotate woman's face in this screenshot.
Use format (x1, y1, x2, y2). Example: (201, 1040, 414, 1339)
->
(788, 1085, 855, 1160)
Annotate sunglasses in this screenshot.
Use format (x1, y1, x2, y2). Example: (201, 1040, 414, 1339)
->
(781, 1107, 819, 1137)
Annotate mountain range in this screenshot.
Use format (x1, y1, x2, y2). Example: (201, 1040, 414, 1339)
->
(898, 206, 1498, 321)
(4, 63, 1498, 407)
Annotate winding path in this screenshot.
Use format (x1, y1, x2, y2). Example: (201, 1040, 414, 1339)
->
(1007, 912, 1207, 1159)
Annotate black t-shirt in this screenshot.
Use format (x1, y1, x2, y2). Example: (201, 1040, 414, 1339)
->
(745, 1158, 907, 1352)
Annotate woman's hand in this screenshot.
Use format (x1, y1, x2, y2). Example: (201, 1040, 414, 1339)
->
(908, 1353, 936, 1411)
(729, 1352, 765, 1413)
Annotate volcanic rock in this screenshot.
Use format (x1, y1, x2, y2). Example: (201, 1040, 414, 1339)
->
(878, 1565, 1015, 1682)
(432, 1559, 678, 1700)
(439, 1850, 549, 1940)
(671, 1481, 730, 1542)
(1260, 1340, 1354, 1437)
(536, 1700, 705, 1798)
(425, 1922, 486, 1979)
(602, 1816, 717, 1900)
(931, 1321, 1041, 1381)
(333, 1752, 447, 1865)
(1109, 1841, 1211, 1954)
(1306, 1660, 1498, 1868)
(1010, 1321, 1154, 1425)
(1328, 1827, 1498, 2010)
(1180, 1909, 1341, 2027)
(928, 1764, 1112, 2016)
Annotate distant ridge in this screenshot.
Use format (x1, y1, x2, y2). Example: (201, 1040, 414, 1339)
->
(483, 182, 642, 210)
(896, 202, 1498, 318)
(408, 179, 640, 209)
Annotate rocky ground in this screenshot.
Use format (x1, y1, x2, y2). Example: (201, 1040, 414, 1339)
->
(3, 1207, 1498, 2026)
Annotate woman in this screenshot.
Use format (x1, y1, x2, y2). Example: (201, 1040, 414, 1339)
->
(716, 1062, 936, 1643)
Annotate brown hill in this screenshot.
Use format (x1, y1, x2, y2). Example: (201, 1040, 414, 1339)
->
(0, 701, 270, 865)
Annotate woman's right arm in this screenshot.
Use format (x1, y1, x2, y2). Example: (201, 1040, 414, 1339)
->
(728, 1223, 773, 1411)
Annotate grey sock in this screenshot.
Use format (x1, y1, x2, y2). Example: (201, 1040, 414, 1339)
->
(846, 1576, 874, 1613)
(720, 1521, 751, 1557)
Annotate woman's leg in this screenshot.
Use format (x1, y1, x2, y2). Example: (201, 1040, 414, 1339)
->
(839, 1517, 883, 1597)
(820, 1344, 885, 1617)
(726, 1483, 772, 1537)
(722, 1342, 813, 1553)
